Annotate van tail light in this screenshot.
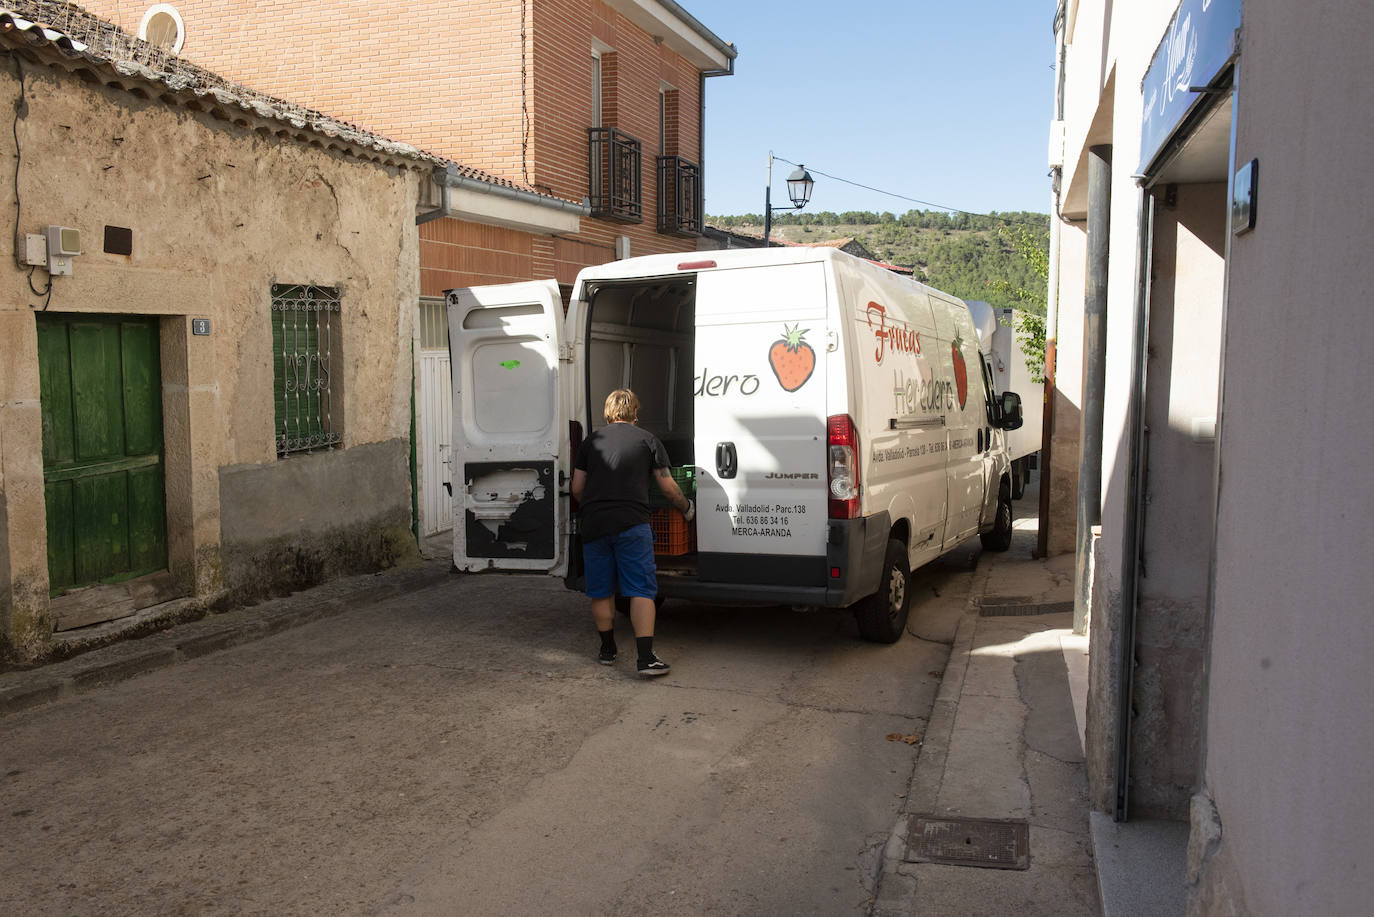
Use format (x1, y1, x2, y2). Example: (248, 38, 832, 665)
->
(827, 414, 861, 519)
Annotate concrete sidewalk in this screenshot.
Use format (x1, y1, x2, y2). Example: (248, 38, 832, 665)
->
(873, 508, 1102, 915)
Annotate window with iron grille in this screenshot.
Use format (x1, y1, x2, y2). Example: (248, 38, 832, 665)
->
(657, 155, 702, 236)
(271, 284, 342, 457)
(589, 127, 642, 222)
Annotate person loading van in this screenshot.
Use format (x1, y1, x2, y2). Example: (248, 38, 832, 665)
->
(571, 389, 694, 676)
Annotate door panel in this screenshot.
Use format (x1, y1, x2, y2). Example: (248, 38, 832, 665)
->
(44, 481, 75, 588)
(447, 281, 566, 573)
(74, 471, 130, 585)
(418, 349, 454, 537)
(121, 321, 162, 455)
(38, 315, 167, 608)
(692, 263, 830, 568)
(37, 322, 75, 465)
(128, 464, 168, 572)
(70, 322, 125, 461)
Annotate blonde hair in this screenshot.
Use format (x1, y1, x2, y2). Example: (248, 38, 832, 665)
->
(603, 389, 639, 423)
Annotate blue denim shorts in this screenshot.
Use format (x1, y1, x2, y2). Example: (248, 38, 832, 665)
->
(582, 523, 658, 599)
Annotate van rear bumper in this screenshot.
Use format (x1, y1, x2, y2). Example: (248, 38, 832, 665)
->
(656, 513, 890, 608)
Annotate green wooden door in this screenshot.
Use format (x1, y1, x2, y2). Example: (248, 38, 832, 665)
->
(38, 315, 167, 598)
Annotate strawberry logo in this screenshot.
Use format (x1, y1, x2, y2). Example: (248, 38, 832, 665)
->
(768, 324, 816, 392)
(951, 335, 969, 409)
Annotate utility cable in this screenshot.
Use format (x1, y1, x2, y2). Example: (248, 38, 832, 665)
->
(772, 156, 1034, 222)
(10, 52, 52, 310)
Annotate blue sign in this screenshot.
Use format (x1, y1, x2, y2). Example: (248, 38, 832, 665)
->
(1139, 0, 1243, 173)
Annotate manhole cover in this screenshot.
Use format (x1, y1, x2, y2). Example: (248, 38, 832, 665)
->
(979, 598, 1074, 617)
(906, 815, 1030, 870)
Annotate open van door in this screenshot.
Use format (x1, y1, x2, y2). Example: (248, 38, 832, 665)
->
(446, 281, 567, 574)
(692, 262, 832, 586)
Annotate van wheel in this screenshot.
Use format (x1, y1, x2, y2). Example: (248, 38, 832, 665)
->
(855, 539, 911, 644)
(1011, 459, 1026, 500)
(981, 481, 1014, 552)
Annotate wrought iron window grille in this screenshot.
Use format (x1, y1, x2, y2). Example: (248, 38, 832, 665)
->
(271, 284, 342, 457)
(656, 155, 702, 236)
(588, 127, 642, 223)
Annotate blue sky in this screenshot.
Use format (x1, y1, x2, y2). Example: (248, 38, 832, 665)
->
(681, 1, 1056, 217)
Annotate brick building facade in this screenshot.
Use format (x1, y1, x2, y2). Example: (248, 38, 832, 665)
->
(77, 0, 737, 291)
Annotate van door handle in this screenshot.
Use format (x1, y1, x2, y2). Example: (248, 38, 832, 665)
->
(977, 428, 984, 453)
(716, 441, 738, 479)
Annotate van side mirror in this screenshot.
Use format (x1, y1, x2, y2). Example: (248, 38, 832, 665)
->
(999, 391, 1024, 431)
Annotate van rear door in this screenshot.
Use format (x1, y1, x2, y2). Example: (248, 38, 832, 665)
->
(446, 281, 567, 574)
(692, 262, 831, 585)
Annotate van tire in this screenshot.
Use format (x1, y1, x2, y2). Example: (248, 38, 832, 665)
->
(1011, 459, 1026, 500)
(855, 539, 911, 644)
(981, 481, 1014, 552)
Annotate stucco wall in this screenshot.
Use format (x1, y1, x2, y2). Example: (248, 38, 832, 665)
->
(79, 0, 712, 272)
(0, 58, 421, 658)
(219, 440, 414, 602)
(1195, 1, 1374, 913)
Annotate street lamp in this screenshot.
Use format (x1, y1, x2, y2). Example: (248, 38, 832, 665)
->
(763, 153, 815, 246)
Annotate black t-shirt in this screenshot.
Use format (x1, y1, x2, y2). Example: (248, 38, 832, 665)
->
(574, 422, 671, 542)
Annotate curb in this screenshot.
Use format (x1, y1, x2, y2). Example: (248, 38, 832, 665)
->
(0, 561, 451, 719)
(869, 609, 980, 915)
(906, 610, 978, 815)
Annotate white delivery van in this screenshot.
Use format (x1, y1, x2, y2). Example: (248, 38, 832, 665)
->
(446, 247, 1023, 643)
(967, 301, 1044, 499)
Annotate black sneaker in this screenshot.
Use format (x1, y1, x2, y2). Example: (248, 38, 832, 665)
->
(637, 654, 670, 677)
(597, 647, 617, 666)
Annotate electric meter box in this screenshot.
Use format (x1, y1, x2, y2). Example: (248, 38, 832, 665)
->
(44, 225, 81, 275)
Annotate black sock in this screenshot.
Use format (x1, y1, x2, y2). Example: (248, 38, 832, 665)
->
(599, 628, 616, 653)
(635, 635, 654, 663)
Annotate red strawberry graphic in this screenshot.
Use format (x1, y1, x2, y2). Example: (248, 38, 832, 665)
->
(951, 335, 969, 409)
(769, 324, 816, 392)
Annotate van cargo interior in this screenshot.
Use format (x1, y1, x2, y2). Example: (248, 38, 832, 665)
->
(583, 277, 698, 560)
(583, 277, 696, 466)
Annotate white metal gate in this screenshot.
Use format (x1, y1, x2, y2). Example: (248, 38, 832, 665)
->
(418, 300, 453, 537)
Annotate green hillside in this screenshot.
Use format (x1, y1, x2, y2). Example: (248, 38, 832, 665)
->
(707, 210, 1049, 314)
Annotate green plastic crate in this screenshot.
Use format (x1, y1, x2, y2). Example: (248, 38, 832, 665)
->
(648, 465, 696, 507)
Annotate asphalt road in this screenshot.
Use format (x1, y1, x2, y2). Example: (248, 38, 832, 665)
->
(1, 548, 981, 916)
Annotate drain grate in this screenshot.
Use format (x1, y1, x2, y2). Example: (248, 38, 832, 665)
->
(906, 815, 1030, 870)
(979, 597, 1074, 617)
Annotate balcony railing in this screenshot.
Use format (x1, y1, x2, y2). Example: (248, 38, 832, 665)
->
(588, 127, 642, 223)
(656, 155, 702, 237)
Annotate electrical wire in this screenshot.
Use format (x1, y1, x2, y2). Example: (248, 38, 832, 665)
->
(10, 50, 25, 262)
(28, 265, 52, 309)
(772, 155, 1024, 219)
(9, 52, 53, 310)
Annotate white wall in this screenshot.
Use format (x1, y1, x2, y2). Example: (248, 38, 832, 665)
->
(1196, 0, 1374, 912)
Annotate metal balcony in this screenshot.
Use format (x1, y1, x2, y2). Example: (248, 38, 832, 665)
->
(588, 127, 642, 223)
(656, 155, 702, 237)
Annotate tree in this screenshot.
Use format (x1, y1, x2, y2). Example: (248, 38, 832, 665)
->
(988, 227, 1049, 383)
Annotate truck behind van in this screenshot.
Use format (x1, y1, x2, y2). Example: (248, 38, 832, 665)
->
(967, 301, 1044, 499)
(446, 247, 1022, 643)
